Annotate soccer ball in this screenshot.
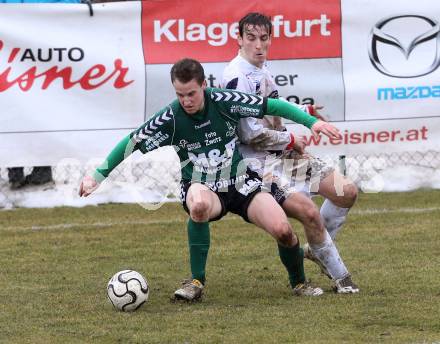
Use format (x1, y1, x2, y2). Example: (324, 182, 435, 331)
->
(107, 270, 149, 312)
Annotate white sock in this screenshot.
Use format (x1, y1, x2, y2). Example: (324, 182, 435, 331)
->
(309, 231, 349, 280)
(320, 199, 350, 240)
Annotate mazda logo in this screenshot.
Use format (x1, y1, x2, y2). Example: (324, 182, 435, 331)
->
(368, 15, 440, 78)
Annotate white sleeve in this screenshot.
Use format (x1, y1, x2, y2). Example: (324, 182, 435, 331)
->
(238, 117, 292, 151)
(223, 65, 311, 151)
(237, 101, 313, 151)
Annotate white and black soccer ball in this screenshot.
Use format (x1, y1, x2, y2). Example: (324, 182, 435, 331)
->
(107, 270, 149, 312)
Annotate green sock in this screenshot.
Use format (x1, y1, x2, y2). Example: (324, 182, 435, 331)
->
(278, 242, 305, 288)
(187, 218, 210, 285)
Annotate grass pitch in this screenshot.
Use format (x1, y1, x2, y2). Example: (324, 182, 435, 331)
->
(1, 190, 439, 343)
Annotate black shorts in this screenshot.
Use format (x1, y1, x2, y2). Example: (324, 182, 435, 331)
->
(180, 169, 286, 222)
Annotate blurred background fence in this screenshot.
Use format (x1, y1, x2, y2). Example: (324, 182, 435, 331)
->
(1, 149, 439, 209)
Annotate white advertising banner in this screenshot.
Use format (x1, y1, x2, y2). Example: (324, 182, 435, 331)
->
(0, 2, 145, 167)
(287, 117, 436, 156)
(0, 0, 439, 168)
(342, 0, 440, 120)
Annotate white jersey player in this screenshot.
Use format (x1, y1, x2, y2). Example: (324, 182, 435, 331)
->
(221, 12, 359, 293)
(222, 54, 315, 179)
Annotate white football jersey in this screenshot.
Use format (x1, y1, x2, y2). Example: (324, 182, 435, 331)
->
(221, 54, 306, 175)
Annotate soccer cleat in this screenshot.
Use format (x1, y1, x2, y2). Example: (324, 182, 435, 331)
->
(173, 278, 204, 301)
(293, 281, 324, 296)
(303, 243, 332, 279)
(333, 274, 360, 294)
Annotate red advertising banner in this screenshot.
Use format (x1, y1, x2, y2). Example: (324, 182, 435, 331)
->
(141, 0, 341, 64)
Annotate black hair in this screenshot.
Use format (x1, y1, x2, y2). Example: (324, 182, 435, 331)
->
(238, 12, 272, 37)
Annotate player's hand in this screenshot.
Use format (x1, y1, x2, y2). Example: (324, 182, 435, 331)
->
(272, 116, 283, 130)
(311, 120, 341, 140)
(292, 136, 306, 155)
(79, 175, 99, 197)
(307, 105, 328, 122)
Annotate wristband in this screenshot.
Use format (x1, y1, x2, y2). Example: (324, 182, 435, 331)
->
(286, 133, 295, 150)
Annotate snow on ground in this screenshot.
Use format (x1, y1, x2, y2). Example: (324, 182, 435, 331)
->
(1, 152, 439, 210)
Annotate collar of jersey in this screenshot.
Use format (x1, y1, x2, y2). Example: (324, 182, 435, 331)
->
(236, 53, 267, 72)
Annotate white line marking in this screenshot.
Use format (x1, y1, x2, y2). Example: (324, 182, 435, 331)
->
(2, 207, 439, 232)
(351, 207, 440, 215)
(3, 219, 187, 232)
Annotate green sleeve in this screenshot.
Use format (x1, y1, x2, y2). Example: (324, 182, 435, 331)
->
(92, 135, 138, 182)
(266, 98, 318, 129)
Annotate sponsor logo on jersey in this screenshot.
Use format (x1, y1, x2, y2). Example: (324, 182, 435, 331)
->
(237, 177, 262, 196)
(188, 138, 236, 174)
(194, 120, 211, 129)
(179, 139, 202, 151)
(204, 131, 222, 146)
(205, 173, 249, 191)
(272, 188, 286, 203)
(230, 105, 260, 117)
(143, 131, 170, 151)
(254, 80, 261, 95)
(179, 139, 188, 148)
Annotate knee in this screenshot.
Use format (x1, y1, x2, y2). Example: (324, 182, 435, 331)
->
(273, 221, 296, 247)
(190, 200, 210, 222)
(331, 181, 358, 208)
(301, 206, 321, 228)
(301, 206, 325, 242)
(341, 183, 358, 208)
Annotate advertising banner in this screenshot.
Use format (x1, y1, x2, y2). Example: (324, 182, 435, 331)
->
(143, 0, 345, 124)
(0, 0, 438, 168)
(342, 0, 440, 121)
(0, 2, 145, 166)
(141, 0, 341, 63)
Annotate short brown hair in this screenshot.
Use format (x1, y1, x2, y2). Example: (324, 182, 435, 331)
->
(170, 58, 205, 85)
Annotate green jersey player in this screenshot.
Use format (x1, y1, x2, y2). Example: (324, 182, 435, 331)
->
(79, 58, 341, 301)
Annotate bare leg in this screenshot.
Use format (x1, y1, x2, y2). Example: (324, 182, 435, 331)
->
(186, 183, 222, 222)
(318, 171, 358, 208)
(318, 171, 358, 239)
(247, 192, 297, 247)
(281, 192, 325, 245)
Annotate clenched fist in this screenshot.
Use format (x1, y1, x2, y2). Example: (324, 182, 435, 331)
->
(79, 175, 99, 197)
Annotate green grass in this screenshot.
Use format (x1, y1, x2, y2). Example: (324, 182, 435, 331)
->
(1, 190, 440, 343)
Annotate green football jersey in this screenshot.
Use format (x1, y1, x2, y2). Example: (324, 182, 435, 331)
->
(131, 88, 266, 183)
(93, 88, 317, 184)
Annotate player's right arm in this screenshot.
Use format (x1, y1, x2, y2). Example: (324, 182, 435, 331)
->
(79, 134, 135, 197)
(79, 106, 175, 197)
